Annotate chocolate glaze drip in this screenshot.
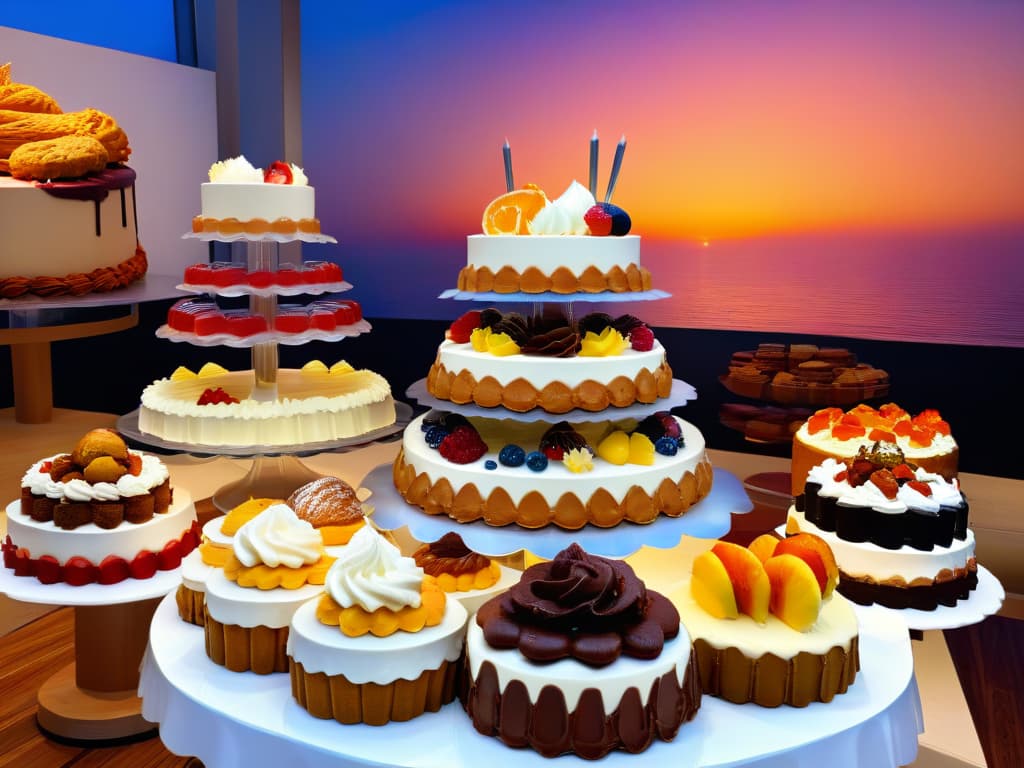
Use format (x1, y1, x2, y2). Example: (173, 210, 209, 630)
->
(838, 569, 978, 610)
(36, 166, 137, 237)
(414, 532, 491, 577)
(476, 544, 679, 666)
(461, 652, 701, 759)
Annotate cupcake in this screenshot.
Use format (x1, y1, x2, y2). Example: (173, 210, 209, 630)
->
(411, 532, 517, 614)
(203, 503, 333, 674)
(463, 543, 701, 759)
(288, 526, 468, 725)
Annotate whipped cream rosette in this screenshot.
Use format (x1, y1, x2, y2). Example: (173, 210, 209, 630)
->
(222, 503, 334, 589)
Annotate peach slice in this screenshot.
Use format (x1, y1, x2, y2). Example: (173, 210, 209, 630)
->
(628, 432, 655, 466)
(597, 431, 630, 465)
(748, 534, 780, 564)
(691, 550, 738, 619)
(711, 541, 770, 623)
(764, 554, 822, 632)
(776, 533, 839, 598)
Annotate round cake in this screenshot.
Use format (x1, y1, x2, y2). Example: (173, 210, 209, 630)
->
(139, 360, 395, 447)
(191, 156, 319, 236)
(393, 412, 713, 529)
(791, 403, 957, 495)
(673, 536, 859, 707)
(463, 543, 701, 759)
(788, 446, 976, 610)
(288, 526, 467, 725)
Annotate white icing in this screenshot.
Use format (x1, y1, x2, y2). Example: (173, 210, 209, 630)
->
(4, 492, 197, 567)
(287, 597, 467, 682)
(289, 164, 308, 186)
(323, 527, 423, 612)
(528, 181, 594, 235)
(200, 182, 314, 222)
(673, 580, 859, 659)
(401, 414, 707, 506)
(202, 516, 234, 548)
(435, 338, 667, 389)
(180, 548, 214, 592)
(465, 619, 692, 712)
(22, 452, 169, 501)
(466, 234, 640, 278)
(787, 508, 975, 582)
(796, 421, 957, 461)
(139, 367, 395, 447)
(0, 176, 139, 281)
(203, 568, 321, 629)
(232, 503, 322, 569)
(208, 156, 263, 183)
(807, 458, 965, 515)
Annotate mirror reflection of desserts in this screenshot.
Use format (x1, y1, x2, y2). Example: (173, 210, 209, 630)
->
(673, 534, 859, 707)
(719, 402, 813, 444)
(720, 342, 889, 406)
(0, 62, 146, 298)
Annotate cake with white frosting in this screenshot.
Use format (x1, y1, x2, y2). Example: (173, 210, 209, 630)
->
(788, 444, 975, 610)
(288, 526, 467, 725)
(463, 543, 701, 758)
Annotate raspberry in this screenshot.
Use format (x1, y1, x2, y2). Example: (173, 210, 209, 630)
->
(655, 436, 678, 456)
(630, 325, 655, 351)
(264, 161, 293, 184)
(525, 451, 548, 472)
(424, 425, 449, 449)
(439, 425, 487, 464)
(583, 204, 613, 236)
(447, 310, 482, 344)
(543, 446, 564, 460)
(499, 444, 526, 467)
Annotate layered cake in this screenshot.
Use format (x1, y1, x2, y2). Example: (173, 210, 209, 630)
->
(426, 308, 673, 413)
(204, 503, 334, 674)
(674, 535, 859, 707)
(3, 429, 198, 585)
(288, 526, 468, 725)
(791, 403, 957, 494)
(139, 360, 395, 447)
(788, 444, 975, 610)
(459, 180, 649, 294)
(463, 543, 701, 759)
(191, 155, 319, 236)
(394, 412, 713, 529)
(411, 532, 517, 613)
(0, 63, 146, 298)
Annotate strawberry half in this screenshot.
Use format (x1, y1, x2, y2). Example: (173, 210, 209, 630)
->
(447, 310, 482, 343)
(264, 161, 293, 185)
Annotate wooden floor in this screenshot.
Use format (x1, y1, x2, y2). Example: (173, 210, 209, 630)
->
(0, 605, 1020, 767)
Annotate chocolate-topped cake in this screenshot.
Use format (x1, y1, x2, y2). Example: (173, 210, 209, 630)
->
(462, 543, 700, 759)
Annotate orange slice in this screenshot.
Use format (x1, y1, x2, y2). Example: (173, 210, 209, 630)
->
(482, 184, 548, 235)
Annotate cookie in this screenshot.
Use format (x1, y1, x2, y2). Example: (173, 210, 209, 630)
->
(8, 135, 108, 180)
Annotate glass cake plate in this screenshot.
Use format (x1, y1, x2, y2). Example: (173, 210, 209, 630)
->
(176, 279, 352, 298)
(438, 288, 671, 303)
(155, 318, 371, 347)
(183, 231, 338, 244)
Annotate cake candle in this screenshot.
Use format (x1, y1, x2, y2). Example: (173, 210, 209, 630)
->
(503, 139, 514, 192)
(588, 130, 599, 198)
(604, 134, 626, 202)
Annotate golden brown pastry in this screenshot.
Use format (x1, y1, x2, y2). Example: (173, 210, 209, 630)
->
(287, 476, 364, 527)
(71, 428, 128, 467)
(0, 107, 129, 163)
(9, 135, 108, 180)
(0, 82, 61, 114)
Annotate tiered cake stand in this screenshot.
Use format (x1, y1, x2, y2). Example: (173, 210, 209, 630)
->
(119, 231, 409, 510)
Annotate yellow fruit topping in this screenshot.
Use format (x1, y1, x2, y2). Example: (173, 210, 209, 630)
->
(486, 331, 521, 356)
(470, 326, 492, 352)
(220, 497, 280, 535)
(748, 533, 780, 564)
(691, 550, 739, 619)
(628, 432, 655, 466)
(330, 360, 355, 375)
(764, 553, 822, 631)
(316, 578, 447, 637)
(170, 366, 196, 381)
(597, 430, 630, 465)
(317, 519, 366, 546)
(482, 184, 549, 235)
(301, 360, 329, 374)
(775, 533, 840, 598)
(433, 561, 502, 593)
(199, 540, 230, 567)
(197, 362, 230, 377)
(563, 447, 595, 473)
(579, 327, 629, 357)
(223, 553, 335, 590)
(711, 541, 770, 624)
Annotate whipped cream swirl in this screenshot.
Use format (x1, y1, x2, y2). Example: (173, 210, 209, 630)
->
(324, 526, 424, 612)
(21, 452, 169, 500)
(232, 503, 322, 568)
(529, 181, 594, 235)
(208, 155, 263, 183)
(808, 457, 964, 515)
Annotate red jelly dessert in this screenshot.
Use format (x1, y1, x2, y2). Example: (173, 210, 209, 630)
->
(275, 311, 310, 333)
(193, 310, 229, 336)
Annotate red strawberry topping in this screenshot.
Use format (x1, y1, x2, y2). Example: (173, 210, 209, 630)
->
(158, 540, 184, 571)
(98, 555, 130, 585)
(35, 555, 62, 584)
(629, 325, 655, 352)
(438, 425, 487, 464)
(197, 387, 240, 406)
(869, 469, 899, 500)
(264, 161, 293, 185)
(448, 310, 482, 344)
(64, 556, 98, 586)
(906, 480, 933, 497)
(583, 204, 613, 236)
(891, 463, 915, 481)
(130, 551, 159, 580)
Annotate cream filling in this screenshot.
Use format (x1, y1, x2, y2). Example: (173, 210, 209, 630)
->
(672, 579, 858, 659)
(4, 491, 196, 566)
(402, 414, 706, 506)
(23, 452, 168, 500)
(795, 422, 957, 461)
(286, 596, 468, 683)
(203, 568, 321, 629)
(200, 182, 314, 221)
(466, 619, 691, 712)
(435, 339, 666, 389)
(788, 508, 975, 582)
(466, 234, 640, 278)
(180, 548, 214, 592)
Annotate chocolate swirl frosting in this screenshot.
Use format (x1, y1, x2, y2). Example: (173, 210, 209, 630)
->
(476, 543, 679, 667)
(413, 532, 491, 577)
(520, 326, 581, 357)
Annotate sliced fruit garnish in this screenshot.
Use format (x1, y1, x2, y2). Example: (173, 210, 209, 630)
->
(711, 541, 770, 623)
(628, 432, 655, 465)
(764, 554, 822, 631)
(775, 533, 839, 598)
(482, 184, 549, 235)
(691, 550, 738, 619)
(596, 430, 630, 465)
(748, 533, 780, 564)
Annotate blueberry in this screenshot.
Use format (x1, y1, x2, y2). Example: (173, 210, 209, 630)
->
(485, 460, 497, 470)
(655, 436, 678, 456)
(424, 425, 449, 449)
(676, 435, 686, 448)
(499, 444, 526, 467)
(598, 202, 631, 236)
(525, 451, 548, 472)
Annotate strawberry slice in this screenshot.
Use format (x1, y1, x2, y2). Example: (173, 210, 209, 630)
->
(447, 310, 482, 344)
(64, 556, 98, 586)
(35, 555, 62, 584)
(264, 161, 293, 185)
(98, 555, 130, 585)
